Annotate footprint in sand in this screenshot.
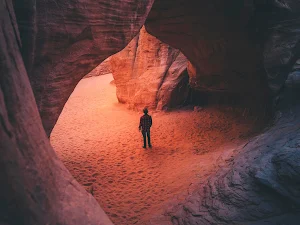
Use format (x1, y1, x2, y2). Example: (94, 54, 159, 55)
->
(51, 74, 261, 225)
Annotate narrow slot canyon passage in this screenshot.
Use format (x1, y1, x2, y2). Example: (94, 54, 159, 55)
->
(50, 74, 263, 225)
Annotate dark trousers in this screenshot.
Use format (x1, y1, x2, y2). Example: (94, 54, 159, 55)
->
(142, 130, 151, 147)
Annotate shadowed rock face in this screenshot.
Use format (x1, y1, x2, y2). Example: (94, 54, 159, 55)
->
(13, 0, 154, 136)
(110, 26, 189, 110)
(145, 1, 266, 95)
(142, 1, 300, 224)
(84, 57, 112, 78)
(1, 0, 300, 225)
(0, 0, 153, 224)
(159, 90, 300, 225)
(144, 0, 300, 108)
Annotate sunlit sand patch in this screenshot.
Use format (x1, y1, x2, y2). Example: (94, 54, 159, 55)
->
(51, 74, 260, 225)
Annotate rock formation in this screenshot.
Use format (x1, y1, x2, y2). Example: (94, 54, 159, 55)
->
(286, 59, 300, 88)
(144, 1, 300, 110)
(145, 1, 267, 98)
(143, 1, 300, 224)
(13, 0, 155, 136)
(1, 0, 300, 225)
(84, 57, 112, 78)
(0, 0, 153, 224)
(156, 53, 189, 110)
(160, 89, 300, 225)
(110, 26, 189, 110)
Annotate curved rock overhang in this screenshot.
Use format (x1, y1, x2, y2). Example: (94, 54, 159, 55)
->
(144, 0, 300, 111)
(1, 0, 300, 224)
(13, 0, 155, 136)
(0, 0, 154, 224)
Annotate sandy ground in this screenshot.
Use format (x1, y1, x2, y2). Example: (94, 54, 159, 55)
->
(50, 74, 260, 225)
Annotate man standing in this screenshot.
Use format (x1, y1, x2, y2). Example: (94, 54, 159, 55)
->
(139, 108, 152, 148)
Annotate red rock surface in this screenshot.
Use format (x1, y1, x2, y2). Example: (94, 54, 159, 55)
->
(0, 1, 113, 224)
(145, 0, 269, 106)
(2, 0, 300, 225)
(111, 27, 189, 110)
(51, 74, 263, 225)
(84, 57, 112, 78)
(13, 0, 155, 136)
(160, 92, 300, 225)
(156, 52, 189, 110)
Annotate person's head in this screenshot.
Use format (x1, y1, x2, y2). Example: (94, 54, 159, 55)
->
(143, 107, 148, 114)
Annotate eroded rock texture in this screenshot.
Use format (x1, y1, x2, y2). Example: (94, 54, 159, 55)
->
(163, 90, 300, 225)
(1, 0, 156, 224)
(84, 57, 112, 78)
(263, 8, 300, 95)
(13, 0, 155, 136)
(110, 27, 189, 110)
(145, 0, 300, 110)
(286, 58, 300, 88)
(2, 0, 300, 224)
(142, 1, 300, 224)
(145, 1, 267, 97)
(0, 1, 113, 224)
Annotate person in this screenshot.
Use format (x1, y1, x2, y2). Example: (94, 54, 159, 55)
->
(139, 107, 152, 148)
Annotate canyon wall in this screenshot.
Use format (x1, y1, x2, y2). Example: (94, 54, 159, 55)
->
(84, 57, 112, 78)
(158, 89, 300, 225)
(0, 0, 154, 224)
(1, 0, 300, 225)
(110, 27, 189, 110)
(286, 59, 300, 88)
(144, 0, 300, 111)
(13, 0, 155, 136)
(111, 0, 300, 113)
(145, 1, 266, 97)
(143, 1, 300, 224)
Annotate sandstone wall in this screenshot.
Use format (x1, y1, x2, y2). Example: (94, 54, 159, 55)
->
(110, 27, 189, 110)
(84, 57, 112, 78)
(144, 0, 300, 111)
(162, 89, 300, 225)
(0, 1, 115, 224)
(286, 59, 300, 88)
(13, 0, 155, 136)
(145, 0, 266, 96)
(0, 0, 154, 224)
(143, 1, 300, 224)
(1, 0, 300, 225)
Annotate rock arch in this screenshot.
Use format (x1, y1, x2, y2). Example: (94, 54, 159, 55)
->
(1, 0, 300, 224)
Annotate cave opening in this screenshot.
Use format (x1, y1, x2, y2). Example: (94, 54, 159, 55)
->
(50, 60, 266, 225)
